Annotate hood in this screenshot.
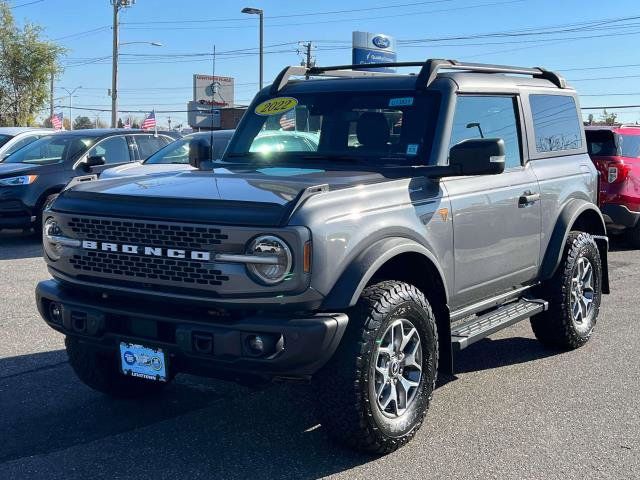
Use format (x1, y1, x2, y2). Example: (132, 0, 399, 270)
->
(100, 162, 194, 179)
(0, 162, 40, 177)
(52, 166, 388, 227)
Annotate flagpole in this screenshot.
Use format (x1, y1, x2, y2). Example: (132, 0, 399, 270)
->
(154, 108, 157, 136)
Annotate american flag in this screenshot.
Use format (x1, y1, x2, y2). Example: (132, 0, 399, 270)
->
(279, 110, 296, 130)
(141, 111, 156, 130)
(123, 118, 131, 129)
(50, 112, 63, 130)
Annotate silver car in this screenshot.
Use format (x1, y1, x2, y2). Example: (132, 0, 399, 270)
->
(0, 127, 56, 162)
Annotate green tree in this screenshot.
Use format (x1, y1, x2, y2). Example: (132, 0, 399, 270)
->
(0, 2, 64, 126)
(600, 109, 618, 126)
(73, 116, 93, 129)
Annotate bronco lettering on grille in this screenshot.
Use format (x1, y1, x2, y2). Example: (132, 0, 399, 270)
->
(81, 240, 211, 261)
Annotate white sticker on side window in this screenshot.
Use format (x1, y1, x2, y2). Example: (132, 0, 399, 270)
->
(389, 97, 414, 107)
(406, 144, 419, 155)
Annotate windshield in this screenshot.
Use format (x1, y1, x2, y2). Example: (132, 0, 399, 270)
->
(0, 134, 12, 149)
(143, 137, 192, 164)
(586, 130, 617, 156)
(4, 135, 95, 165)
(225, 91, 441, 166)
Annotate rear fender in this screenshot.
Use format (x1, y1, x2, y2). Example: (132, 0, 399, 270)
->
(540, 199, 609, 293)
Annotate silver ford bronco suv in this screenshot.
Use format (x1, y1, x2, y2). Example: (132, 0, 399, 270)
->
(36, 59, 610, 453)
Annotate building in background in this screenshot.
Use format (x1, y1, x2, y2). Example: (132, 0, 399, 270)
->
(352, 31, 397, 72)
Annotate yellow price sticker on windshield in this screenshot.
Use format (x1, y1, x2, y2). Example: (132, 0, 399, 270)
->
(255, 97, 298, 116)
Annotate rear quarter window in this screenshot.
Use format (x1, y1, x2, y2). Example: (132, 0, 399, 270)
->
(530, 95, 583, 153)
(620, 134, 640, 158)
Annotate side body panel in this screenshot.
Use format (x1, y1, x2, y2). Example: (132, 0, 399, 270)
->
(443, 165, 541, 309)
(290, 176, 454, 303)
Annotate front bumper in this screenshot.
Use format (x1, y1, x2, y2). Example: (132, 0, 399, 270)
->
(601, 203, 640, 229)
(36, 279, 348, 381)
(0, 199, 35, 228)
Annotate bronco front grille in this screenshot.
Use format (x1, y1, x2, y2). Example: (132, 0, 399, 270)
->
(69, 251, 229, 286)
(67, 217, 229, 250)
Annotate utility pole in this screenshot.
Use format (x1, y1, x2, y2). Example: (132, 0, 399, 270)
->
(299, 41, 315, 68)
(49, 72, 54, 119)
(110, 0, 136, 128)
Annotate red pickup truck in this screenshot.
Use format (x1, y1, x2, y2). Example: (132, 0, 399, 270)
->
(585, 125, 640, 246)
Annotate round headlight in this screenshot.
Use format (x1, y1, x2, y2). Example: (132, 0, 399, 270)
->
(246, 235, 293, 285)
(43, 218, 63, 261)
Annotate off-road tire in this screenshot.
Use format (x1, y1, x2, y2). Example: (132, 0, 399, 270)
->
(531, 232, 602, 349)
(313, 281, 438, 454)
(626, 223, 640, 249)
(65, 336, 169, 398)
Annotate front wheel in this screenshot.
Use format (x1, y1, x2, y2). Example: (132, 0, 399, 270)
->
(531, 232, 602, 349)
(313, 281, 438, 454)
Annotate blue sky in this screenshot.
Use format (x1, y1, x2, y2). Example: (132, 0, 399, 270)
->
(9, 0, 640, 127)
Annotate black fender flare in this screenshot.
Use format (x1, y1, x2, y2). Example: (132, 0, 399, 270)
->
(540, 199, 609, 293)
(322, 237, 448, 310)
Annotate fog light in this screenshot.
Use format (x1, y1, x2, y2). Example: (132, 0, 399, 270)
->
(49, 302, 63, 324)
(247, 335, 265, 354)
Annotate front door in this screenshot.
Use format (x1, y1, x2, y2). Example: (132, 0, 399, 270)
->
(443, 95, 541, 309)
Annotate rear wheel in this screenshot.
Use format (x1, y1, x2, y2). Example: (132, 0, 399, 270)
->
(65, 336, 169, 398)
(531, 232, 602, 349)
(313, 281, 438, 454)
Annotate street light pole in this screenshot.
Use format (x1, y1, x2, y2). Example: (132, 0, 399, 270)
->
(111, 1, 120, 128)
(241, 7, 264, 90)
(61, 86, 81, 130)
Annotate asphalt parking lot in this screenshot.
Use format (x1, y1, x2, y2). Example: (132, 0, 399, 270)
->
(0, 230, 638, 480)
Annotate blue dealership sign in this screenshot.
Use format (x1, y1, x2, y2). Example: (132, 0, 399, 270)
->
(352, 31, 397, 72)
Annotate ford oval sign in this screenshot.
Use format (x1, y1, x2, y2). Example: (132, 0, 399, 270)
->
(372, 36, 390, 49)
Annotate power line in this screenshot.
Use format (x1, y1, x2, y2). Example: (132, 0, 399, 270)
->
(122, 0, 525, 31)
(581, 105, 640, 110)
(121, 0, 458, 24)
(10, 0, 44, 8)
(52, 26, 111, 42)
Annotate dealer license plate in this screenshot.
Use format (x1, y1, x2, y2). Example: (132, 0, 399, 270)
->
(119, 342, 167, 382)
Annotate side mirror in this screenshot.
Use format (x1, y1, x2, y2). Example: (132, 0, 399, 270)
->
(448, 138, 506, 176)
(82, 155, 106, 172)
(188, 138, 211, 169)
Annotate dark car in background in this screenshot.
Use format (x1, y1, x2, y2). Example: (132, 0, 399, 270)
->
(585, 125, 640, 246)
(0, 129, 175, 232)
(100, 130, 234, 179)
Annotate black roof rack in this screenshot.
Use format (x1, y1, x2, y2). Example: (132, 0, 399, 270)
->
(270, 58, 567, 94)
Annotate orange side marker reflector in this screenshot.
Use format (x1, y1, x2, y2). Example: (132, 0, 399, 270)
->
(303, 241, 312, 273)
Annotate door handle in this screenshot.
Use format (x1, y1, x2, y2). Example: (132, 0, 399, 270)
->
(518, 192, 540, 207)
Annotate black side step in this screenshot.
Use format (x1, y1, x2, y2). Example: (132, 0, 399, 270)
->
(451, 298, 548, 352)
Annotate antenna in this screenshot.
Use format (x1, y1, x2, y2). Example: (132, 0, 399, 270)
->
(210, 45, 216, 163)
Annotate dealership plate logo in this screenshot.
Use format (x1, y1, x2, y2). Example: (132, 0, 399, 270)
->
(123, 351, 136, 365)
(372, 35, 391, 49)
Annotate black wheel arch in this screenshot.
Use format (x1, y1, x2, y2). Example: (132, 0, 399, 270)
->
(540, 199, 610, 294)
(322, 237, 453, 374)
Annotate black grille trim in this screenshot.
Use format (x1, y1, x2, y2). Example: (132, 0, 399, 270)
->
(67, 217, 229, 250)
(69, 251, 229, 286)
